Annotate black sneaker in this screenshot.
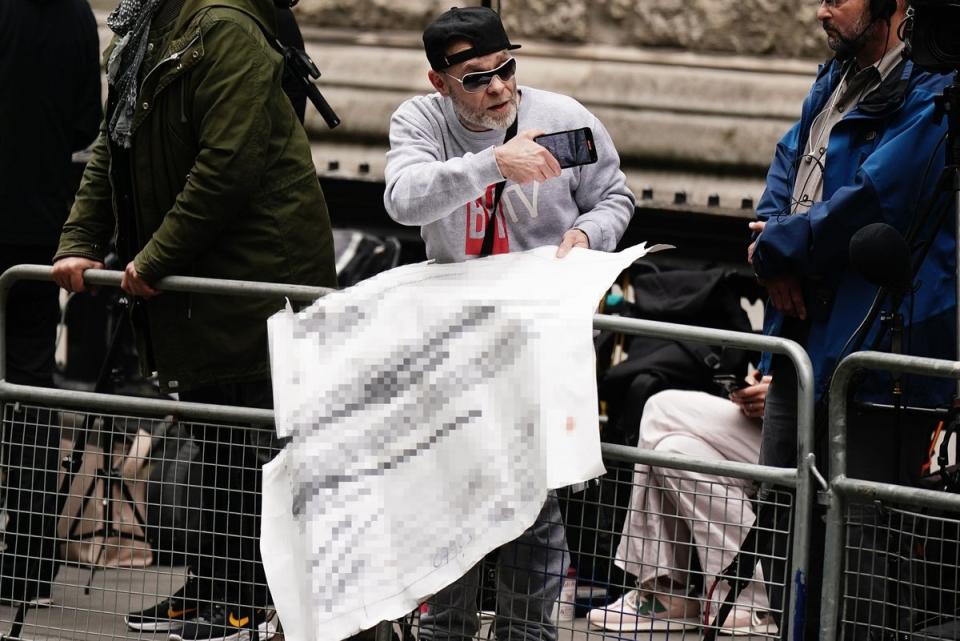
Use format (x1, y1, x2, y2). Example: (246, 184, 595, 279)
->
(125, 578, 203, 632)
(168, 605, 277, 641)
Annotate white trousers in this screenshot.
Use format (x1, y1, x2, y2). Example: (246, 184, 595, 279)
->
(614, 390, 768, 609)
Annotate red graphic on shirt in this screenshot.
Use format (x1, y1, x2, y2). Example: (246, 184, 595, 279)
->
(464, 184, 510, 256)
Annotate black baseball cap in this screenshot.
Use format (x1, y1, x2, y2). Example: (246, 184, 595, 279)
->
(423, 7, 521, 71)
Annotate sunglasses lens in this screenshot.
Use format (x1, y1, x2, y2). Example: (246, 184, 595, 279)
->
(499, 57, 517, 81)
(462, 58, 516, 92)
(461, 75, 485, 92)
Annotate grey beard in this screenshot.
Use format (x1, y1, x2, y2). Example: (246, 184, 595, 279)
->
(451, 94, 518, 132)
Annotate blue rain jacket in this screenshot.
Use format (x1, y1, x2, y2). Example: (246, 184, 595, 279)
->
(753, 57, 957, 405)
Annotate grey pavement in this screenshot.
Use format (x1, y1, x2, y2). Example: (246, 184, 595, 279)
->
(0, 565, 770, 641)
(1, 565, 183, 641)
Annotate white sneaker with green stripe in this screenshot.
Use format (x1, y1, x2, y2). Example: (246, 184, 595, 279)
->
(586, 588, 701, 632)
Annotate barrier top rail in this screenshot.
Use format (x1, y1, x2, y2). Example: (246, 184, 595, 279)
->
(2, 263, 334, 303)
(602, 442, 797, 486)
(0, 264, 334, 424)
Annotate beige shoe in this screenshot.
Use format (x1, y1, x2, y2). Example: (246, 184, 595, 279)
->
(586, 588, 700, 632)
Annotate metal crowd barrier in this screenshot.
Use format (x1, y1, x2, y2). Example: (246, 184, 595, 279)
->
(0, 265, 335, 641)
(0, 265, 816, 641)
(581, 316, 814, 641)
(822, 352, 960, 641)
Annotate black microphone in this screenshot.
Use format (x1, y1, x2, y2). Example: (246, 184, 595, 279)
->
(849, 222, 913, 294)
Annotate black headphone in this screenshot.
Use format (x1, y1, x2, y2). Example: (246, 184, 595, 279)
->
(869, 0, 898, 22)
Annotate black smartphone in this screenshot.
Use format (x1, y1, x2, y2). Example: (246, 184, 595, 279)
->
(712, 374, 750, 396)
(534, 127, 598, 169)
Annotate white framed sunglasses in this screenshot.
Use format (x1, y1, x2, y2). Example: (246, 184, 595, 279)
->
(445, 57, 517, 93)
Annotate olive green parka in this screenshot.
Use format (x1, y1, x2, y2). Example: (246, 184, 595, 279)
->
(56, 0, 336, 392)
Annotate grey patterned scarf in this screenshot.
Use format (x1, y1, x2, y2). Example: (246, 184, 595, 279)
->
(106, 0, 164, 148)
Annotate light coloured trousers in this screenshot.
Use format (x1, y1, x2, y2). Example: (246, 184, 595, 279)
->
(615, 390, 768, 608)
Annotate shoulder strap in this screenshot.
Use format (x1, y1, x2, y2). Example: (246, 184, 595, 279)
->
(479, 117, 519, 257)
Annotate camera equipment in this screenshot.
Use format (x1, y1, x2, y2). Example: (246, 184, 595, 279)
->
(903, 1, 960, 72)
(278, 42, 341, 129)
(903, 2, 960, 394)
(849, 223, 915, 395)
(249, 20, 341, 129)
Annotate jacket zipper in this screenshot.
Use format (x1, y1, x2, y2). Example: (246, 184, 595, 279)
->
(132, 34, 201, 324)
(138, 32, 201, 99)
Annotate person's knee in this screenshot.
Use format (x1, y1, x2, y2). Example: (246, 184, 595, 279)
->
(637, 390, 692, 449)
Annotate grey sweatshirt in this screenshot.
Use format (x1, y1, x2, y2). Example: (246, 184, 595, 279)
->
(384, 86, 635, 262)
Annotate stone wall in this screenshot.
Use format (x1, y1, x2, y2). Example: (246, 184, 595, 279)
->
(87, 1, 831, 209)
(295, 0, 829, 59)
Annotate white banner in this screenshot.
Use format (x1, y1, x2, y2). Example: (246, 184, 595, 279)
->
(263, 244, 661, 640)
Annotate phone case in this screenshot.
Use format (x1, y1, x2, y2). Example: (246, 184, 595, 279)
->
(534, 127, 598, 169)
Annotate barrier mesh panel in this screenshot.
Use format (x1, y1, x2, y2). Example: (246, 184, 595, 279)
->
(0, 402, 793, 640)
(404, 461, 791, 640)
(840, 503, 960, 641)
(0, 402, 278, 641)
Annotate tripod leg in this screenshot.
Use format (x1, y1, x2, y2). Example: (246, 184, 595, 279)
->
(8, 602, 28, 639)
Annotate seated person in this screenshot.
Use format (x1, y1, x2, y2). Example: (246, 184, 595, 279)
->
(587, 375, 778, 634)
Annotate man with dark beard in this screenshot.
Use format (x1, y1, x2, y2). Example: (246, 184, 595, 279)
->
(383, 7, 634, 641)
(749, 0, 955, 637)
(52, 0, 336, 639)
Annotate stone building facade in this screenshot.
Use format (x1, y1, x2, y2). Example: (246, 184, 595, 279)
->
(291, 1, 830, 210)
(296, 0, 827, 59)
(88, 0, 832, 212)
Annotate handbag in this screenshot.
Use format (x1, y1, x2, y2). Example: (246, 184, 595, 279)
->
(144, 419, 204, 561)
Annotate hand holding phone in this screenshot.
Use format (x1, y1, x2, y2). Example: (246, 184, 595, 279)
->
(712, 373, 751, 397)
(534, 127, 598, 169)
(728, 372, 770, 420)
(494, 131, 562, 184)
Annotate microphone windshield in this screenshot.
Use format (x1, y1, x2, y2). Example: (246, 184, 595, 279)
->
(849, 223, 912, 293)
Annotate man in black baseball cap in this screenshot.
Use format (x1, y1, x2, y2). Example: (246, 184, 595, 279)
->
(383, 6, 635, 641)
(422, 6, 521, 71)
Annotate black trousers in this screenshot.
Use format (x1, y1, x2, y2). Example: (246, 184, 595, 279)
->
(179, 379, 278, 609)
(1, 245, 59, 388)
(0, 245, 61, 600)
